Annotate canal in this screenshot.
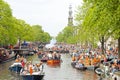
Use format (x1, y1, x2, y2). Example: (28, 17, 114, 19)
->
(0, 54, 99, 80)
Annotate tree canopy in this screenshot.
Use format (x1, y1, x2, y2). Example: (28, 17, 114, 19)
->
(0, 0, 51, 47)
(75, 0, 120, 56)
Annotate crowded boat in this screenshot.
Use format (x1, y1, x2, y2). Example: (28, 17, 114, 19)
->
(8, 53, 45, 80)
(20, 61, 45, 80)
(37, 50, 61, 64)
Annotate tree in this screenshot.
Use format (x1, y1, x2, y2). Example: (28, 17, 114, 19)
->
(75, 0, 120, 57)
(0, 0, 51, 48)
(56, 26, 77, 44)
(0, 0, 14, 46)
(32, 25, 51, 43)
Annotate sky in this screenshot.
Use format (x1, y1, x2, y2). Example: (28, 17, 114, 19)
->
(4, 0, 83, 37)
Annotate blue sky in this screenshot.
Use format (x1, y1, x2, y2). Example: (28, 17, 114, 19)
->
(5, 0, 83, 37)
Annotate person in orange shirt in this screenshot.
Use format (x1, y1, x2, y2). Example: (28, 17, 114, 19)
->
(29, 66, 33, 75)
(93, 57, 97, 66)
(85, 56, 90, 66)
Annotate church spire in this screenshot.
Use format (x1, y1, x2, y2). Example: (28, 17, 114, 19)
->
(68, 4, 73, 26)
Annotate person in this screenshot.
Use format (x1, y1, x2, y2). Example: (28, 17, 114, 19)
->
(99, 74, 103, 80)
(33, 64, 39, 71)
(117, 59, 120, 70)
(47, 52, 52, 59)
(39, 62, 44, 71)
(15, 54, 21, 62)
(16, 54, 20, 59)
(28, 61, 33, 75)
(21, 60, 25, 67)
(29, 66, 33, 75)
(56, 53, 61, 59)
(52, 52, 57, 59)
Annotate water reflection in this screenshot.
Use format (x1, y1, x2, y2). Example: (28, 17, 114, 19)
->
(0, 54, 99, 80)
(47, 64, 61, 68)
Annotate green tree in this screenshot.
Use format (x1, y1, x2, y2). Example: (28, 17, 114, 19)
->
(0, 0, 15, 46)
(0, 0, 51, 48)
(56, 26, 76, 44)
(32, 25, 51, 43)
(75, 0, 120, 56)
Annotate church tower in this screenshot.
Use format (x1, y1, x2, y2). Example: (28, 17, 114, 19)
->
(68, 5, 73, 26)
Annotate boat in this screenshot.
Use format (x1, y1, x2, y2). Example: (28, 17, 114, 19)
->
(85, 62, 100, 71)
(75, 64, 87, 70)
(40, 59, 48, 62)
(47, 63, 61, 67)
(9, 62, 23, 73)
(86, 65, 99, 71)
(0, 48, 15, 63)
(71, 62, 87, 71)
(95, 68, 104, 76)
(71, 61, 77, 68)
(20, 71, 45, 80)
(12, 49, 30, 56)
(20, 64, 45, 80)
(40, 55, 48, 63)
(47, 59, 61, 65)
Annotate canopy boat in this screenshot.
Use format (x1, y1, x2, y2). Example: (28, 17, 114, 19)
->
(9, 62, 23, 73)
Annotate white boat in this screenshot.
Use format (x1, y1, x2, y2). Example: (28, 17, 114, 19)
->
(20, 64, 45, 80)
(20, 71, 45, 80)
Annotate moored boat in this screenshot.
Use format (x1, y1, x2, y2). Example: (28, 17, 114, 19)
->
(0, 48, 15, 63)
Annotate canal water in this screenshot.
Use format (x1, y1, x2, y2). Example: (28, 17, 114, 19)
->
(0, 54, 99, 80)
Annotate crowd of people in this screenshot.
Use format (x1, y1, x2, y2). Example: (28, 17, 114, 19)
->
(11, 43, 120, 80)
(37, 50, 61, 61)
(70, 45, 120, 79)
